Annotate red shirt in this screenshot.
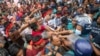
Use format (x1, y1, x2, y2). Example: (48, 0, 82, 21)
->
(32, 26, 45, 36)
(26, 47, 45, 56)
(17, 11, 23, 18)
(26, 47, 39, 56)
(26, 39, 46, 56)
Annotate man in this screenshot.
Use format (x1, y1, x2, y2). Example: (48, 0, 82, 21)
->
(48, 12, 62, 30)
(74, 7, 92, 40)
(45, 35, 61, 56)
(0, 15, 6, 36)
(91, 15, 100, 56)
(0, 32, 9, 56)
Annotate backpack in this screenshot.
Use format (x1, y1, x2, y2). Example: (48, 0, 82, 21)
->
(0, 48, 9, 56)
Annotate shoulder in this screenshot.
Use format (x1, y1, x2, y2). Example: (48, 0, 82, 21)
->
(26, 45, 32, 50)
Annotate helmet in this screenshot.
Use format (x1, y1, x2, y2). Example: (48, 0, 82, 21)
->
(74, 39, 93, 56)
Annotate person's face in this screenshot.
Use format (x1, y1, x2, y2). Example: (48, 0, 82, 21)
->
(51, 2, 55, 5)
(52, 35, 61, 46)
(17, 49, 23, 56)
(77, 8, 84, 14)
(0, 43, 4, 48)
(63, 7, 68, 11)
(97, 17, 100, 25)
(37, 18, 43, 25)
(45, 15, 51, 22)
(57, 6, 62, 11)
(0, 19, 6, 25)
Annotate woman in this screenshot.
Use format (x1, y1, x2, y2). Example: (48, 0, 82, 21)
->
(25, 34, 46, 56)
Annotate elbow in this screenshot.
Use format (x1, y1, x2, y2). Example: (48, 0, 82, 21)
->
(96, 53, 100, 56)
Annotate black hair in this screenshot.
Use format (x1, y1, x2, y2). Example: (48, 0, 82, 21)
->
(32, 35, 42, 43)
(77, 6, 84, 11)
(50, 35, 60, 43)
(8, 43, 22, 56)
(0, 14, 3, 22)
(61, 16, 68, 25)
(90, 8, 99, 14)
(29, 22, 38, 31)
(25, 34, 33, 43)
(50, 36, 53, 42)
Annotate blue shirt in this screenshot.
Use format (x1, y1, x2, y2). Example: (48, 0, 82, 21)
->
(91, 22, 100, 38)
(91, 22, 100, 49)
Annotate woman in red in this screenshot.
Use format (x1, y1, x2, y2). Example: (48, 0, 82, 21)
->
(30, 18, 54, 37)
(25, 34, 46, 56)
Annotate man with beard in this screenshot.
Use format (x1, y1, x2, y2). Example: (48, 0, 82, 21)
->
(91, 15, 100, 56)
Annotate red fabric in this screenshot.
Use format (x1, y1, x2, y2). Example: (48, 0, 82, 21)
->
(42, 11, 47, 18)
(32, 26, 45, 36)
(29, 39, 45, 45)
(26, 47, 45, 56)
(46, 9, 52, 15)
(42, 9, 52, 18)
(17, 11, 23, 18)
(26, 47, 39, 56)
(26, 39, 46, 56)
(5, 22, 13, 37)
(26, 41, 46, 56)
(34, 38, 44, 45)
(56, 13, 62, 17)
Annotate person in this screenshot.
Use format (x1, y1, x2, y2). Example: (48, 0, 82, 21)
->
(0, 32, 9, 56)
(45, 34, 61, 56)
(0, 16, 5, 36)
(8, 43, 23, 56)
(74, 7, 92, 40)
(25, 34, 46, 56)
(6, 8, 40, 47)
(25, 34, 35, 56)
(30, 19, 56, 37)
(56, 35, 75, 56)
(90, 15, 100, 56)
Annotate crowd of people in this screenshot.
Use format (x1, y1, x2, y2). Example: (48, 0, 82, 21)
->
(0, 0, 100, 56)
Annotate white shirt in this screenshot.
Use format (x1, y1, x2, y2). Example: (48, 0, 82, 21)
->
(48, 17, 62, 29)
(0, 25, 6, 36)
(56, 0, 62, 3)
(75, 13, 92, 27)
(21, 27, 32, 35)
